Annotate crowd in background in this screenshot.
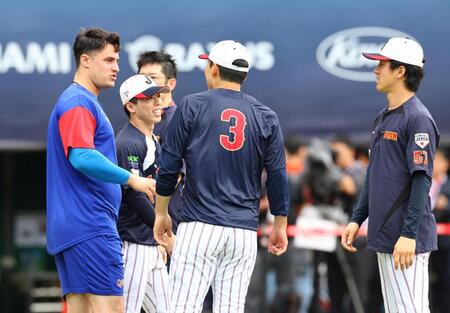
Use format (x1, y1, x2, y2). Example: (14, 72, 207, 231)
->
(242, 135, 450, 313)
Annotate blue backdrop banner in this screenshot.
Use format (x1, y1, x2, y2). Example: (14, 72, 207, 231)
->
(1, 0, 449, 149)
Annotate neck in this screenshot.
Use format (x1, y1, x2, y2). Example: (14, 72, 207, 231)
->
(130, 119, 154, 138)
(73, 71, 100, 96)
(386, 88, 415, 110)
(213, 80, 241, 91)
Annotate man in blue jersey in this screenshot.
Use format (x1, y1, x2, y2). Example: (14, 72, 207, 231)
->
(153, 40, 290, 313)
(341, 37, 439, 313)
(116, 74, 172, 313)
(46, 28, 156, 313)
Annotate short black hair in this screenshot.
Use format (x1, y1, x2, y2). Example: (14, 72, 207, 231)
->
(73, 28, 120, 68)
(209, 60, 248, 84)
(137, 51, 177, 79)
(389, 60, 424, 92)
(284, 135, 306, 155)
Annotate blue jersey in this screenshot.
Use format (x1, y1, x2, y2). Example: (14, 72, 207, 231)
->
(157, 88, 289, 231)
(366, 95, 439, 253)
(116, 123, 160, 245)
(46, 83, 121, 255)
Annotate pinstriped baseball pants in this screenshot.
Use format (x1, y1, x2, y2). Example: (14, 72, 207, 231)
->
(122, 241, 170, 313)
(377, 252, 430, 313)
(169, 221, 258, 313)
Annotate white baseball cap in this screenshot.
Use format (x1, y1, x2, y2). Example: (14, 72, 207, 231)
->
(199, 40, 251, 72)
(362, 37, 425, 68)
(119, 74, 170, 105)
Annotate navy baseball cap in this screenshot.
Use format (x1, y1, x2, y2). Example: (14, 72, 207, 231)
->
(119, 74, 170, 105)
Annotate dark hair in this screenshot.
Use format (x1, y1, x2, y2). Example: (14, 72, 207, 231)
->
(284, 135, 306, 155)
(331, 134, 353, 148)
(389, 60, 424, 92)
(208, 60, 248, 84)
(73, 28, 120, 68)
(137, 51, 177, 79)
(123, 98, 138, 118)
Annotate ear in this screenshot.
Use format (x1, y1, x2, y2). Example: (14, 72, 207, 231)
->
(79, 53, 91, 69)
(167, 78, 177, 91)
(125, 102, 136, 114)
(211, 63, 220, 77)
(396, 65, 407, 79)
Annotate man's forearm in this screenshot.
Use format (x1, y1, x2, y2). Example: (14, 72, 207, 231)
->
(273, 215, 287, 229)
(155, 194, 172, 215)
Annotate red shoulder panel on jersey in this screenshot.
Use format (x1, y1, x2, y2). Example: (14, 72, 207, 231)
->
(58, 106, 96, 157)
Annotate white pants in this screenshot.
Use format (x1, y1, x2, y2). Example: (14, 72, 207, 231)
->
(376, 252, 430, 313)
(169, 221, 257, 313)
(122, 241, 169, 313)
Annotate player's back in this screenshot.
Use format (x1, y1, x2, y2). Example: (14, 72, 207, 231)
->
(167, 88, 284, 231)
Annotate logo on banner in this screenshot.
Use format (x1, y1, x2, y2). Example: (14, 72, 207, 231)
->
(0, 36, 275, 74)
(316, 27, 414, 82)
(415, 133, 429, 149)
(0, 41, 71, 74)
(125, 35, 275, 72)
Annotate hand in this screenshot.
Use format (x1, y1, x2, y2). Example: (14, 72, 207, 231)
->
(341, 222, 360, 252)
(160, 233, 176, 256)
(393, 236, 416, 271)
(154, 213, 173, 247)
(158, 245, 168, 264)
(127, 175, 156, 203)
(268, 217, 288, 256)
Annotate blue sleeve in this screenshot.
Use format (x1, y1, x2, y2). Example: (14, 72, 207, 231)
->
(350, 168, 369, 225)
(69, 148, 130, 184)
(266, 168, 290, 216)
(156, 98, 192, 196)
(406, 115, 439, 178)
(161, 97, 193, 159)
(263, 118, 287, 171)
(401, 171, 432, 239)
(264, 119, 289, 216)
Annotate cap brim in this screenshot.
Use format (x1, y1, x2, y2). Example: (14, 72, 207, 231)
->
(362, 53, 391, 61)
(134, 86, 170, 99)
(198, 54, 209, 60)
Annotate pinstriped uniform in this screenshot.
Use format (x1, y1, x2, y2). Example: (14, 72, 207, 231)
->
(377, 252, 430, 313)
(122, 241, 169, 313)
(169, 221, 257, 313)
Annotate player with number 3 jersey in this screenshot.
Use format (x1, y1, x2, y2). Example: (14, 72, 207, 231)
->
(153, 40, 290, 313)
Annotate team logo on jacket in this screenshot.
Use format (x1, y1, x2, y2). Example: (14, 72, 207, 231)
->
(415, 133, 429, 149)
(383, 131, 398, 141)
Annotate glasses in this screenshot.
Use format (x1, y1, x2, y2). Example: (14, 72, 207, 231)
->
(148, 75, 167, 83)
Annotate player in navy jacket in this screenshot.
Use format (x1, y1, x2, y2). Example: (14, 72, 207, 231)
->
(116, 75, 173, 313)
(153, 40, 290, 313)
(341, 37, 439, 313)
(136, 50, 184, 234)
